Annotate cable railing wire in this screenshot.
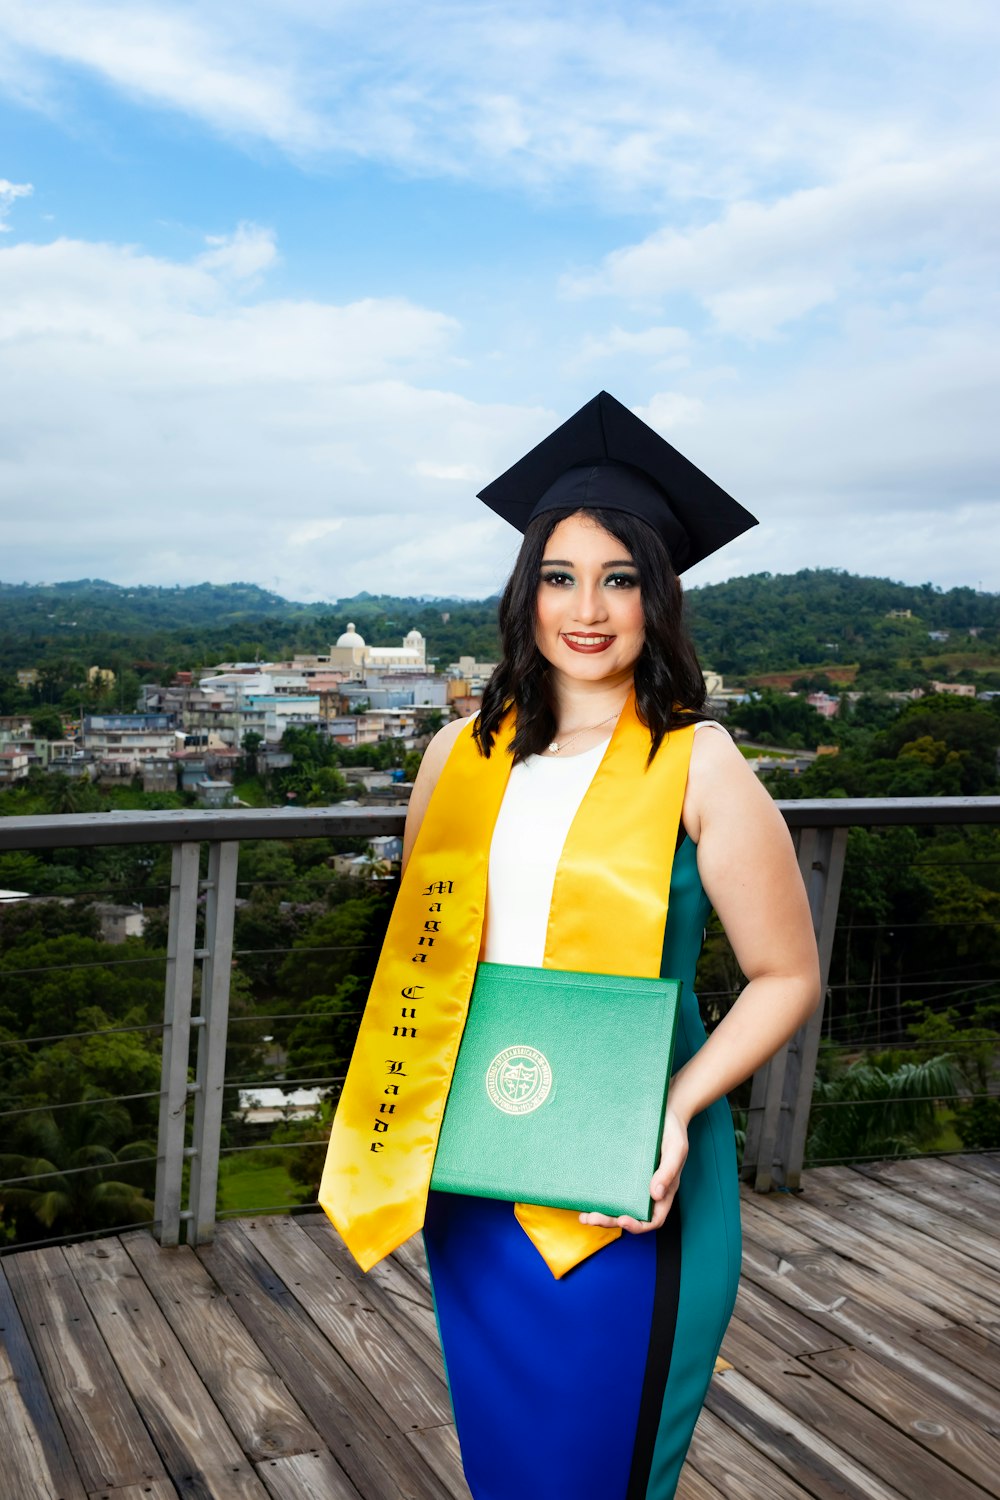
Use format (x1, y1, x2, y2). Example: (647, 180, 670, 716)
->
(218, 1139, 329, 1156)
(0, 1088, 162, 1121)
(229, 1073, 345, 1092)
(0, 1019, 165, 1049)
(0, 1151, 160, 1188)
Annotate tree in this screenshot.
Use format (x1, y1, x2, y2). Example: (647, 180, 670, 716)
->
(241, 729, 263, 774)
(403, 750, 423, 782)
(806, 1054, 959, 1165)
(727, 690, 828, 749)
(30, 708, 65, 741)
(0, 1106, 155, 1243)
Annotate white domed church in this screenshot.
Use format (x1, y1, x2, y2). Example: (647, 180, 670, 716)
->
(329, 623, 427, 672)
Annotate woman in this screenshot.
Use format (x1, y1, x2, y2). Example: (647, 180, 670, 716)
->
(321, 393, 819, 1500)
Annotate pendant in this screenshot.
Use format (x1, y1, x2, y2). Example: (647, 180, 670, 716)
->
(548, 742, 559, 753)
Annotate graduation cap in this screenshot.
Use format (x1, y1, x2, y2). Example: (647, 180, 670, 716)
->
(477, 390, 757, 573)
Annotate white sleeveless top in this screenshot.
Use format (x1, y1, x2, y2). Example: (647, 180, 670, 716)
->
(482, 720, 727, 967)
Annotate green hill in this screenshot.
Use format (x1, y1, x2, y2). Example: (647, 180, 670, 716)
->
(1, 571, 997, 715)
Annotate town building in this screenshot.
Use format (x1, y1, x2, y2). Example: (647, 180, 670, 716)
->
(82, 714, 182, 775)
(0, 749, 30, 785)
(806, 691, 841, 719)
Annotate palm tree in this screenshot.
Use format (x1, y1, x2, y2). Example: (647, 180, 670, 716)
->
(805, 1054, 959, 1166)
(0, 1107, 155, 1243)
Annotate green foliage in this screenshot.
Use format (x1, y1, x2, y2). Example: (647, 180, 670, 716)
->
(684, 569, 999, 679)
(953, 1097, 1000, 1151)
(806, 1054, 960, 1165)
(30, 708, 66, 740)
(281, 976, 367, 1085)
(217, 1155, 304, 1214)
(0, 932, 165, 1041)
(767, 695, 1000, 799)
(726, 689, 829, 749)
(403, 749, 423, 782)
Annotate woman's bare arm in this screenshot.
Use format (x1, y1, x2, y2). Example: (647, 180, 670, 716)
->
(669, 726, 821, 1120)
(582, 727, 820, 1234)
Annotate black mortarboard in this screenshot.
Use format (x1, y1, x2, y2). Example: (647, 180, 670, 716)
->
(477, 390, 757, 572)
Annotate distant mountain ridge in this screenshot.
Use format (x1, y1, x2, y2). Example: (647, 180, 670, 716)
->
(1, 570, 997, 682)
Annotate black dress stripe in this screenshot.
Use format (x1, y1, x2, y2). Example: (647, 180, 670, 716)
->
(625, 1199, 683, 1500)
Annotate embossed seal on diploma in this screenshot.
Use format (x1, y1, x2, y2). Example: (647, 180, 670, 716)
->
(486, 1046, 553, 1115)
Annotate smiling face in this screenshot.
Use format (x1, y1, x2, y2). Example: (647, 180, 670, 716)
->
(535, 512, 646, 686)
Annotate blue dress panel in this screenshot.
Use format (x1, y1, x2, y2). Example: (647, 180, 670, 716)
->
(423, 836, 742, 1499)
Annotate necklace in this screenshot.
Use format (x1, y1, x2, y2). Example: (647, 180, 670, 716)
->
(546, 706, 623, 755)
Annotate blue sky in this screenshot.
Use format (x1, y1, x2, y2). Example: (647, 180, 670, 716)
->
(1, 0, 998, 601)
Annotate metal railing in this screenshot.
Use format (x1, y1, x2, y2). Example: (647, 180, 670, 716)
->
(1, 797, 998, 1249)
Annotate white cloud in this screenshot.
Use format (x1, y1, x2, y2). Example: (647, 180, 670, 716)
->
(0, 1, 324, 150)
(0, 178, 32, 230)
(576, 325, 691, 367)
(632, 392, 705, 433)
(5, 0, 995, 207)
(198, 223, 278, 282)
(287, 518, 343, 547)
(563, 151, 1000, 337)
(0, 227, 548, 597)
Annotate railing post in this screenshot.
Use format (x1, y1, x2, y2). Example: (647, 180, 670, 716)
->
(187, 840, 239, 1245)
(154, 841, 201, 1246)
(741, 823, 848, 1192)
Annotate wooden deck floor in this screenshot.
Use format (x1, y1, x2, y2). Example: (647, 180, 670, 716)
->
(2, 1156, 999, 1500)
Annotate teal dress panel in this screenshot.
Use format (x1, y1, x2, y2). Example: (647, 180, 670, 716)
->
(649, 835, 743, 1494)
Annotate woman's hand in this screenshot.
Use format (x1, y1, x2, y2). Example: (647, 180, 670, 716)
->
(578, 1107, 689, 1235)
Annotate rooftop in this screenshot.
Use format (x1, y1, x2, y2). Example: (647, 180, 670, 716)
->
(4, 1156, 999, 1500)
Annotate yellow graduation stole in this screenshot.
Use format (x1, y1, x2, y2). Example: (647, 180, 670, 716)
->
(319, 693, 694, 1278)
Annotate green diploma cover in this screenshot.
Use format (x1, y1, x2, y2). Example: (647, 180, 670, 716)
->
(430, 961, 682, 1221)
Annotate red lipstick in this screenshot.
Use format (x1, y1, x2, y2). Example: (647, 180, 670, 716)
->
(561, 632, 615, 654)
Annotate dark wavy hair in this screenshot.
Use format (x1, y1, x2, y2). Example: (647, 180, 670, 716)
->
(474, 505, 707, 763)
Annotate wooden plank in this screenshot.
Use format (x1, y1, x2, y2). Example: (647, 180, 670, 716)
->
(816, 1167, 1000, 1273)
(405, 1424, 471, 1500)
(0, 1261, 87, 1500)
(741, 1207, 953, 1334)
(941, 1153, 1000, 1184)
(240, 1216, 451, 1430)
(198, 1223, 455, 1500)
(917, 1325, 1000, 1394)
(731, 1277, 846, 1360)
(705, 1369, 907, 1500)
(797, 1182, 1000, 1315)
(739, 1241, 1000, 1426)
(5, 1246, 168, 1493)
(299, 1219, 444, 1377)
(86, 1484, 179, 1500)
(122, 1231, 327, 1464)
(723, 1316, 993, 1500)
(746, 1190, 998, 1325)
(254, 1451, 363, 1500)
(298, 1214, 435, 1315)
(803, 1343, 1000, 1493)
(686, 1408, 813, 1500)
(64, 1239, 270, 1500)
(739, 1198, 817, 1253)
(392, 1233, 433, 1295)
(298, 1214, 434, 1308)
(674, 1453, 729, 1500)
(793, 1167, 855, 1209)
(862, 1157, 1000, 1223)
